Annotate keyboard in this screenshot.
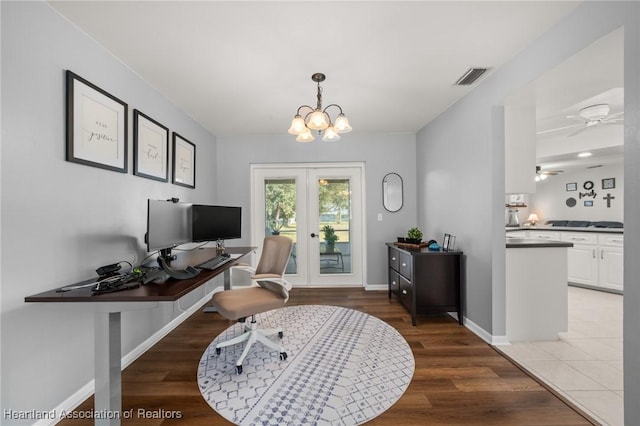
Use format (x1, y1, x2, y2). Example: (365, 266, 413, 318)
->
(196, 254, 232, 271)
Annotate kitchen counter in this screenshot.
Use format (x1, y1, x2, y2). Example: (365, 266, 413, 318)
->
(506, 226, 623, 234)
(506, 239, 570, 342)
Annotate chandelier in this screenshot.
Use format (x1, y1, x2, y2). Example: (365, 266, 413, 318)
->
(288, 73, 352, 142)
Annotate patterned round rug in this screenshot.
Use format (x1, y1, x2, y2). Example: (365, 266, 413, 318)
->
(198, 305, 414, 425)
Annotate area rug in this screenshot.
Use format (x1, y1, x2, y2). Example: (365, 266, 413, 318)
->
(198, 305, 414, 425)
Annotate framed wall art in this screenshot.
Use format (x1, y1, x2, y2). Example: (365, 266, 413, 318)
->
(66, 70, 128, 173)
(602, 177, 615, 189)
(566, 182, 577, 191)
(172, 133, 196, 189)
(133, 110, 169, 182)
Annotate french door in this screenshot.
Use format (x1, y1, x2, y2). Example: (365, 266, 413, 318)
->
(251, 163, 364, 287)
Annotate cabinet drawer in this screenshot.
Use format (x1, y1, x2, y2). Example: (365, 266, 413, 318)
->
(599, 234, 624, 247)
(388, 269, 400, 296)
(399, 252, 412, 279)
(561, 232, 597, 245)
(399, 274, 413, 312)
(388, 248, 400, 271)
(530, 231, 561, 241)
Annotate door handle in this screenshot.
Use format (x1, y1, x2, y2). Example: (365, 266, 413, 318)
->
(311, 233, 318, 238)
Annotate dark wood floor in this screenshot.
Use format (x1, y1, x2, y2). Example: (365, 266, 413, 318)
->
(60, 288, 592, 425)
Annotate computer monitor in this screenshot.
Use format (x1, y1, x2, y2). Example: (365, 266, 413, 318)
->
(192, 205, 242, 242)
(146, 199, 192, 260)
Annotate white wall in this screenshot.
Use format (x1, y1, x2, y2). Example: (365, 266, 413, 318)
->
(530, 163, 624, 223)
(416, 2, 639, 423)
(215, 132, 417, 286)
(1, 2, 218, 420)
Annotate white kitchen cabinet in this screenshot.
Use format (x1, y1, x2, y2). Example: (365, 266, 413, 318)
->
(562, 232, 598, 287)
(529, 230, 561, 241)
(561, 232, 623, 293)
(598, 235, 624, 292)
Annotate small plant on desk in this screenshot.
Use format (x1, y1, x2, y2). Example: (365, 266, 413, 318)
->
(406, 227, 423, 244)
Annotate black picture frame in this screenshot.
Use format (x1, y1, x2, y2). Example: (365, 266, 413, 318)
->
(443, 233, 455, 251)
(602, 177, 616, 190)
(566, 182, 577, 192)
(66, 70, 128, 173)
(172, 132, 196, 189)
(133, 110, 169, 182)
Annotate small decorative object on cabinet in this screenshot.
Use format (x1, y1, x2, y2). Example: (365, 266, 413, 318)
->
(387, 243, 462, 326)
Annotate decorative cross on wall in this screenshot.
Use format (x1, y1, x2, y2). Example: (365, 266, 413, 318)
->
(603, 193, 615, 208)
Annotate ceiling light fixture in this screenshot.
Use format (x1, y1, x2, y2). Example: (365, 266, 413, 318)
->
(288, 73, 352, 142)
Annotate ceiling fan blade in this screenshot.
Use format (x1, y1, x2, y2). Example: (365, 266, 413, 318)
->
(567, 126, 589, 137)
(607, 111, 624, 118)
(565, 114, 587, 122)
(536, 123, 583, 135)
(540, 170, 564, 175)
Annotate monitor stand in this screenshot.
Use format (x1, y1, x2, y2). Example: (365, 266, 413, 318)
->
(156, 252, 200, 280)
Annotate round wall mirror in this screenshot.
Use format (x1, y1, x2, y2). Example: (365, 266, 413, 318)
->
(382, 172, 403, 212)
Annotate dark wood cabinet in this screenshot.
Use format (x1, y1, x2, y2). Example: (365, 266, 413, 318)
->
(387, 243, 462, 326)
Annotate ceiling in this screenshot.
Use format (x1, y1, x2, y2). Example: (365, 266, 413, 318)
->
(527, 27, 624, 172)
(49, 1, 581, 137)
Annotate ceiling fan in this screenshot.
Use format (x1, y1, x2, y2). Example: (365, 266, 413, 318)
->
(535, 165, 563, 181)
(537, 103, 624, 137)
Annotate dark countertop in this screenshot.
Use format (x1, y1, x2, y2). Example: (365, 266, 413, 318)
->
(506, 226, 623, 234)
(506, 238, 573, 248)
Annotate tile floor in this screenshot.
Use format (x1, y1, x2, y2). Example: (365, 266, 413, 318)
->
(497, 286, 623, 426)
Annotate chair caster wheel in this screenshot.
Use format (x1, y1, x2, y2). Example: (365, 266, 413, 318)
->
(215, 347, 221, 355)
(236, 365, 243, 374)
(280, 352, 288, 361)
(278, 331, 284, 339)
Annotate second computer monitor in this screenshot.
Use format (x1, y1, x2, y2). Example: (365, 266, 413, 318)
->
(192, 205, 241, 242)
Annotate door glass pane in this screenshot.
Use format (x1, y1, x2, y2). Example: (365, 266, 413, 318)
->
(264, 179, 297, 274)
(318, 178, 351, 274)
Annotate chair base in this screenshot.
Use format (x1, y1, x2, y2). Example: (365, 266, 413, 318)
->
(215, 316, 287, 374)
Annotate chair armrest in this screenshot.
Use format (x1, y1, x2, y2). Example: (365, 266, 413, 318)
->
(231, 264, 256, 274)
(251, 273, 284, 280)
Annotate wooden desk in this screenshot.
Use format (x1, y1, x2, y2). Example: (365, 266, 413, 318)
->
(25, 246, 255, 426)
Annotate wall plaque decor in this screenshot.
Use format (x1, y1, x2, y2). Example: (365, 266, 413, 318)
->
(134, 110, 169, 182)
(566, 182, 577, 191)
(602, 178, 615, 189)
(66, 70, 128, 172)
(566, 197, 577, 207)
(172, 132, 196, 189)
(584, 200, 593, 207)
(583, 180, 594, 190)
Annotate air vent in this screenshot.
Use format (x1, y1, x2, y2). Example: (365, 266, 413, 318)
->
(455, 68, 488, 85)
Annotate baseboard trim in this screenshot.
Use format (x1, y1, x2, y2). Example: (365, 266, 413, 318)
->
(364, 283, 387, 291)
(34, 288, 220, 426)
(459, 316, 509, 345)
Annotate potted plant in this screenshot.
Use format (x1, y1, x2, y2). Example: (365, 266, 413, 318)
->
(322, 224, 339, 252)
(406, 227, 423, 245)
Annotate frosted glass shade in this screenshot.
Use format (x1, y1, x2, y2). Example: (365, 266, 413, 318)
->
(334, 114, 352, 133)
(296, 128, 314, 142)
(288, 115, 306, 135)
(322, 126, 341, 142)
(307, 110, 329, 130)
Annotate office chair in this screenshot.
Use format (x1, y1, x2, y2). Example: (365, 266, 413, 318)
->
(210, 235, 293, 374)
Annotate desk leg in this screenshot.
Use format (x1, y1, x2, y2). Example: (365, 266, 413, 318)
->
(94, 312, 122, 426)
(202, 269, 231, 313)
